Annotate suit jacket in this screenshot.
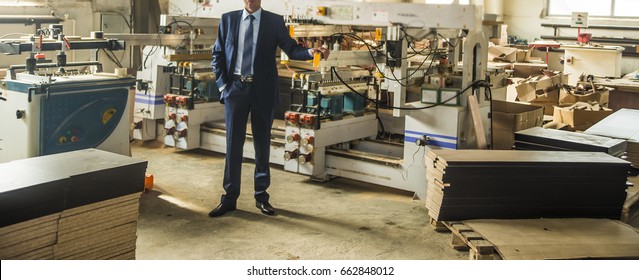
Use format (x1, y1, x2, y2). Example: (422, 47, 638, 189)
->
(212, 9, 312, 106)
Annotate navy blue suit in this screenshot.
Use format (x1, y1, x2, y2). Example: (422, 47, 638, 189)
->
(212, 9, 312, 204)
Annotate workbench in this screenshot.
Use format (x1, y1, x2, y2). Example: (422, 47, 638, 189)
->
(595, 78, 639, 110)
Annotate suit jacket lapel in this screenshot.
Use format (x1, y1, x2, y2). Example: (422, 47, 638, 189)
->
(229, 10, 242, 75)
(255, 8, 268, 50)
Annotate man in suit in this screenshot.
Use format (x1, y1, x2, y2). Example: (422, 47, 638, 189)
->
(209, 0, 329, 217)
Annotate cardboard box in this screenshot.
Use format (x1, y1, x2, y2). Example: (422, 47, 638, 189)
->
(516, 73, 567, 103)
(516, 50, 528, 62)
(531, 101, 558, 116)
(553, 102, 613, 131)
(492, 100, 545, 149)
(488, 46, 519, 63)
(559, 87, 610, 106)
(511, 62, 548, 78)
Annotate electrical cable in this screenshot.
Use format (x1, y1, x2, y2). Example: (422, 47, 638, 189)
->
(331, 32, 438, 85)
(107, 49, 124, 68)
(139, 32, 163, 70)
(331, 67, 490, 111)
(167, 19, 195, 31)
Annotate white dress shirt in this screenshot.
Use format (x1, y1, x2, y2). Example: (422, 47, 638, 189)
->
(233, 8, 261, 76)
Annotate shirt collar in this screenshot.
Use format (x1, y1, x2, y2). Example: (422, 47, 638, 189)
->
(242, 7, 262, 21)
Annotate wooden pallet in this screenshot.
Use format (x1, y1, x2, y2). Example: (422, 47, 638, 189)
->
(433, 218, 639, 260)
(435, 221, 499, 260)
(428, 217, 448, 232)
(622, 191, 639, 223)
(622, 177, 639, 223)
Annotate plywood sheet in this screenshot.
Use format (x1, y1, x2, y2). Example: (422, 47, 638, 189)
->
(61, 193, 140, 217)
(0, 233, 57, 259)
(464, 218, 639, 260)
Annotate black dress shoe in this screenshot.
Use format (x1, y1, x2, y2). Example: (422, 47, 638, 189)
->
(256, 201, 275, 216)
(208, 202, 236, 217)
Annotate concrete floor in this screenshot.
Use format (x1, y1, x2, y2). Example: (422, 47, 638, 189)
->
(131, 141, 466, 260)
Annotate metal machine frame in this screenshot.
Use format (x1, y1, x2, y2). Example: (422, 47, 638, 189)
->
(162, 0, 490, 200)
(0, 28, 138, 163)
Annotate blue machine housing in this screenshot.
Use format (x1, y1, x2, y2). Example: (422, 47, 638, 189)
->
(4, 77, 134, 156)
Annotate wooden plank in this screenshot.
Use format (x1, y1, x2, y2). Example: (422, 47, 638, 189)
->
(53, 222, 137, 256)
(1, 221, 58, 248)
(57, 212, 139, 243)
(468, 95, 488, 149)
(61, 193, 141, 218)
(108, 250, 136, 260)
(0, 213, 59, 235)
(54, 233, 136, 259)
(0, 233, 57, 259)
(59, 203, 139, 231)
(429, 217, 448, 232)
(58, 210, 138, 236)
(59, 239, 136, 260)
(463, 218, 639, 260)
(12, 246, 54, 260)
(469, 240, 495, 260)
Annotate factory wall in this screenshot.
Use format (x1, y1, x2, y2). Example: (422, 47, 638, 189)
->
(0, 0, 131, 68)
(503, 0, 639, 75)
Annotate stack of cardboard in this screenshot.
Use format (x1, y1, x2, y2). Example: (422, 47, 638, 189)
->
(559, 84, 610, 107)
(425, 149, 630, 222)
(0, 149, 147, 259)
(515, 72, 568, 115)
(488, 46, 547, 78)
(553, 102, 613, 131)
(514, 127, 626, 156)
(492, 100, 544, 150)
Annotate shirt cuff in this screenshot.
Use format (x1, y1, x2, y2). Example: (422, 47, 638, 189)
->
(307, 48, 314, 57)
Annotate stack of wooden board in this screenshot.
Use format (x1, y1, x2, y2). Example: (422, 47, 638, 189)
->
(0, 149, 147, 259)
(514, 127, 626, 156)
(53, 193, 140, 260)
(627, 140, 639, 169)
(426, 150, 630, 221)
(585, 108, 639, 167)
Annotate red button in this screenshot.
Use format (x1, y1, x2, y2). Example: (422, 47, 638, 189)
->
(71, 136, 79, 143)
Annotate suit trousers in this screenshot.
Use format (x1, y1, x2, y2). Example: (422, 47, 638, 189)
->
(221, 79, 274, 204)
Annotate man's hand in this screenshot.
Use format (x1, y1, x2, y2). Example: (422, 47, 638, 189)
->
(313, 47, 330, 60)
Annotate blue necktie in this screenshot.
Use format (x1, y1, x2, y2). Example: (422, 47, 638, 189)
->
(241, 14, 255, 76)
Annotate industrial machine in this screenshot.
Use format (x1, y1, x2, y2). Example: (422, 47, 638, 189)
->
(279, 1, 490, 199)
(164, 0, 491, 200)
(126, 15, 224, 150)
(0, 26, 137, 163)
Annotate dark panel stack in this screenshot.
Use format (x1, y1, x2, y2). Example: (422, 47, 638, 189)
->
(0, 149, 147, 259)
(514, 127, 626, 156)
(426, 150, 630, 221)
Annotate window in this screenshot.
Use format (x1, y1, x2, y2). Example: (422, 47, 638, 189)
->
(0, 0, 45, 6)
(548, 0, 639, 18)
(425, 0, 470, 4)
